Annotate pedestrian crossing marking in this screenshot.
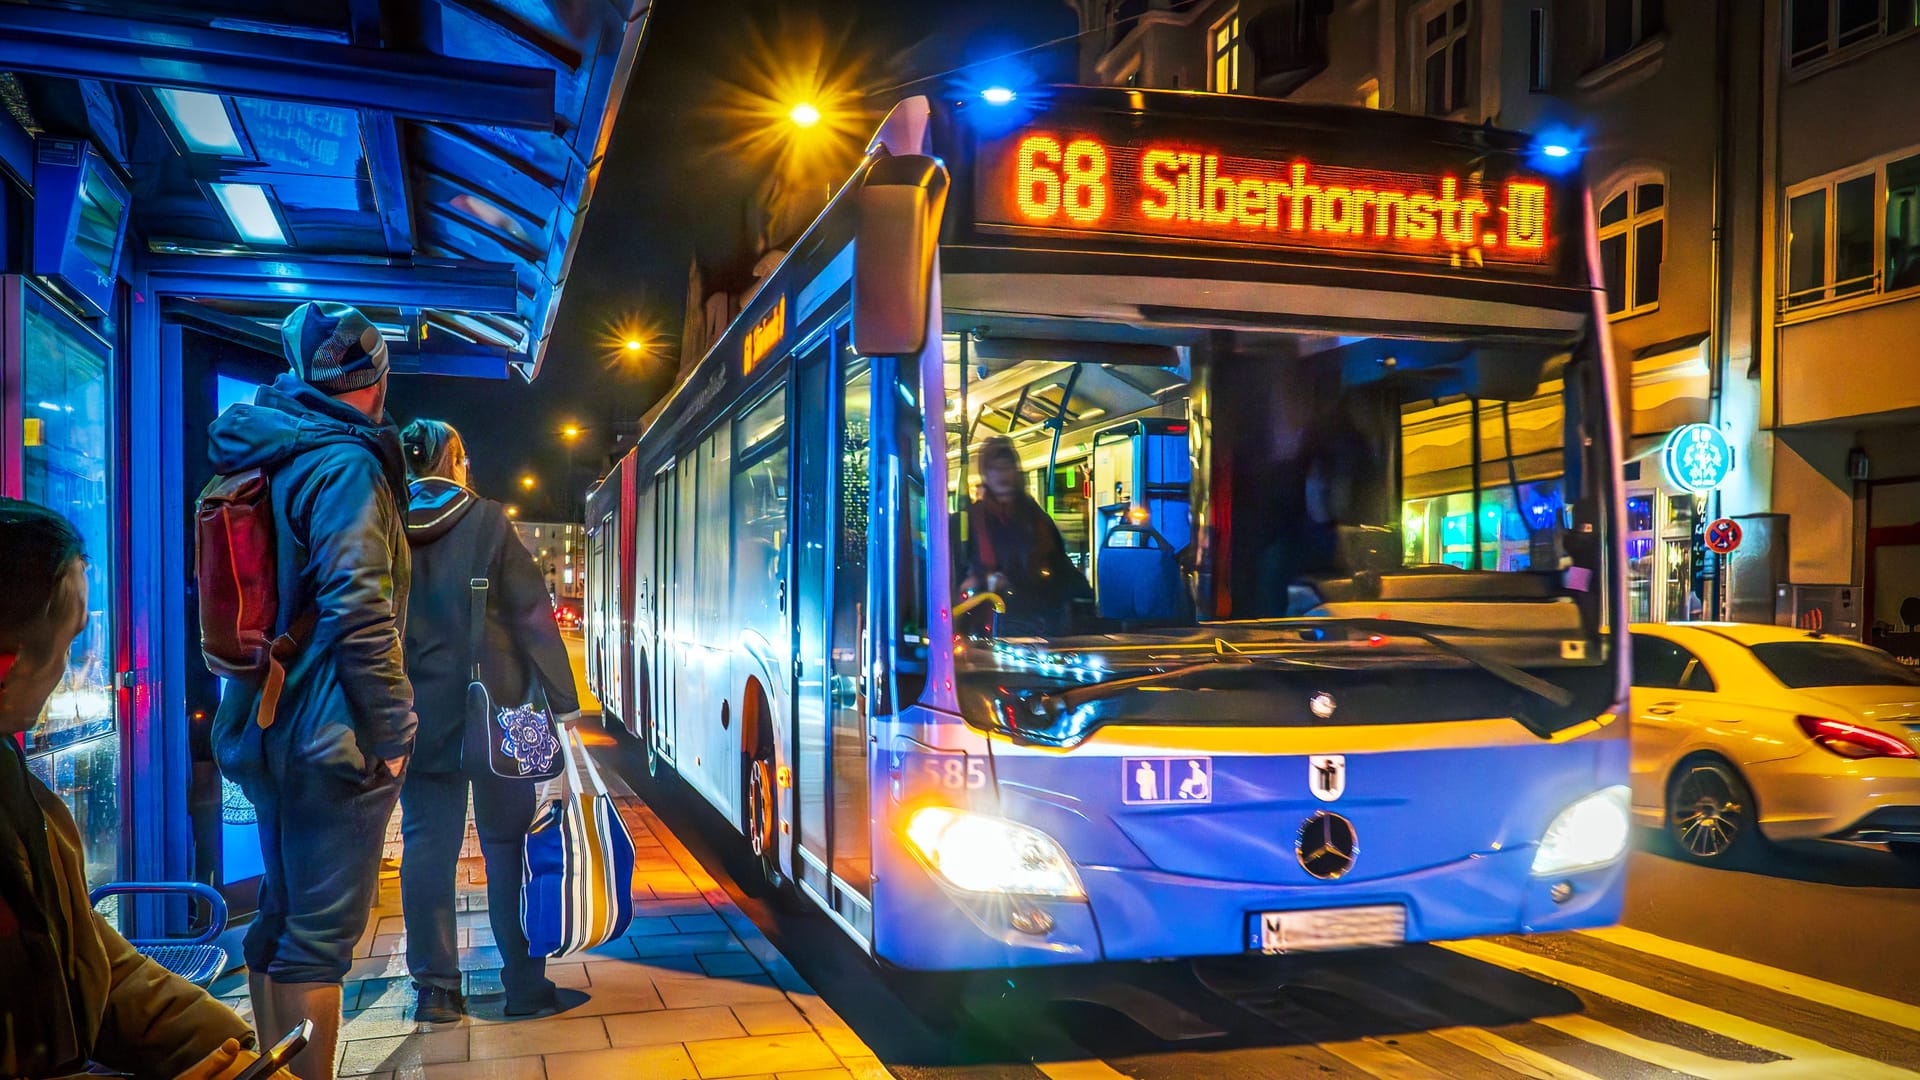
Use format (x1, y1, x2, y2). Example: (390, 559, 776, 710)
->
(1319, 1036, 1452, 1079)
(1531, 1013, 1762, 1079)
(1442, 938, 1920, 1078)
(1034, 1059, 1133, 1079)
(1582, 925, 1920, 1034)
(1427, 1026, 1605, 1080)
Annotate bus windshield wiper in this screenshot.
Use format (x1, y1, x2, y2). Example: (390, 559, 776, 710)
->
(1039, 648, 1337, 713)
(1273, 616, 1578, 716)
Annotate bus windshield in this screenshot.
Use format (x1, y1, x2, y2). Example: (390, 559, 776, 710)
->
(944, 322, 1613, 736)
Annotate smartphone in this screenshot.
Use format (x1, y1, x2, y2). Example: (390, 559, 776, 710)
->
(235, 1019, 312, 1080)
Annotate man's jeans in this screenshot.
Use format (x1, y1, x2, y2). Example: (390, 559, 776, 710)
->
(244, 762, 401, 983)
(398, 763, 550, 1001)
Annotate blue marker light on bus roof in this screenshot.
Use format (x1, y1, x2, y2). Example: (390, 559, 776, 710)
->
(1527, 126, 1585, 174)
(981, 86, 1017, 105)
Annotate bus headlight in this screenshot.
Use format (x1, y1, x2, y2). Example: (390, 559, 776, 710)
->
(904, 807, 1084, 898)
(1531, 785, 1631, 875)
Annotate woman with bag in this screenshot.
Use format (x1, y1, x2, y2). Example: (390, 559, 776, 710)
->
(396, 420, 581, 1023)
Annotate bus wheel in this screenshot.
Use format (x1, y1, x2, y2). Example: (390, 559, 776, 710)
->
(744, 749, 786, 895)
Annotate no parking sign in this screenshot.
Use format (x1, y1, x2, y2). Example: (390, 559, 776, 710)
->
(1705, 517, 1742, 555)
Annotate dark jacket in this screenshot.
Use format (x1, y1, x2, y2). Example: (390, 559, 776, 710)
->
(207, 374, 415, 782)
(2, 742, 251, 1078)
(402, 478, 580, 774)
(963, 492, 1090, 626)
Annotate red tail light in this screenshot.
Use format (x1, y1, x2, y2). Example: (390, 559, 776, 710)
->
(1796, 716, 1917, 759)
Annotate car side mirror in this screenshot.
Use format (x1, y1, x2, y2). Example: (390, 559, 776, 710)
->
(852, 154, 949, 357)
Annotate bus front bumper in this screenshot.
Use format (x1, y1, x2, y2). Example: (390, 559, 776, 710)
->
(870, 838, 1624, 971)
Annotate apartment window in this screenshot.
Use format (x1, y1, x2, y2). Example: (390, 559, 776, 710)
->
(1888, 153, 1920, 291)
(1602, 0, 1664, 61)
(1210, 8, 1242, 93)
(1598, 178, 1665, 317)
(1786, 150, 1920, 308)
(1528, 8, 1551, 91)
(1415, 1, 1473, 116)
(1787, 168, 1877, 307)
(1790, 0, 1920, 66)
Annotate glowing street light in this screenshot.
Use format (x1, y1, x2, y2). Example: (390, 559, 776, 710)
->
(623, 338, 644, 352)
(788, 101, 822, 128)
(505, 505, 520, 518)
(521, 475, 537, 490)
(561, 424, 582, 441)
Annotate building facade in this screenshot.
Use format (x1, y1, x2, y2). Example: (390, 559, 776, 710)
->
(1760, 1, 1920, 660)
(515, 519, 587, 603)
(1080, 0, 1920, 646)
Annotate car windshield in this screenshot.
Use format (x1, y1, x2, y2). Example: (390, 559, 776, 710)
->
(943, 325, 1610, 646)
(1751, 642, 1920, 688)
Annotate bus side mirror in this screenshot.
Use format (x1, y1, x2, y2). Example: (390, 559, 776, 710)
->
(853, 154, 949, 357)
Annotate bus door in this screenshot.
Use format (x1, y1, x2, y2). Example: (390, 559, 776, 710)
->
(653, 463, 678, 768)
(791, 325, 876, 933)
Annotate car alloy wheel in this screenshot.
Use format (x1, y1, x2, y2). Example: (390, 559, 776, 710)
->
(1668, 758, 1754, 862)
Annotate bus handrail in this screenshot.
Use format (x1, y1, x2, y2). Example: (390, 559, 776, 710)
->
(954, 592, 1006, 618)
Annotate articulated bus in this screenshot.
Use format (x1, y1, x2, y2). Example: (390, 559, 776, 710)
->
(586, 86, 1628, 970)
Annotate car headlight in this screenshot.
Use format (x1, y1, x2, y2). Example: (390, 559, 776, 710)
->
(904, 807, 1084, 898)
(1531, 785, 1631, 875)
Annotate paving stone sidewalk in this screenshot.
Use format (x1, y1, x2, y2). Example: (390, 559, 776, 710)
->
(213, 740, 888, 1080)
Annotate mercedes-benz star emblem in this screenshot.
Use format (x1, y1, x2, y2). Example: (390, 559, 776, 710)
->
(1309, 691, 1337, 719)
(1297, 811, 1358, 880)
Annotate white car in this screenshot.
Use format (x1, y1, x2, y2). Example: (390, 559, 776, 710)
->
(1628, 622, 1920, 863)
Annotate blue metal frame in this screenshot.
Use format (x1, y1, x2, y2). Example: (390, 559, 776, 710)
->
(0, 6, 556, 129)
(143, 253, 519, 313)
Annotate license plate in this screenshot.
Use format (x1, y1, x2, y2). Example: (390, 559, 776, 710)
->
(1251, 905, 1407, 954)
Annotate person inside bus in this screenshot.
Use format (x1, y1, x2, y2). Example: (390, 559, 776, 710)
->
(958, 435, 1090, 635)
(394, 420, 582, 1024)
(0, 499, 293, 1080)
(1252, 423, 1376, 616)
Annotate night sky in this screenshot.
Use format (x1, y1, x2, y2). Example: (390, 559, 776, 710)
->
(386, 0, 1077, 519)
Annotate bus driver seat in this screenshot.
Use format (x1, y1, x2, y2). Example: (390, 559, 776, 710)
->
(1097, 515, 1191, 624)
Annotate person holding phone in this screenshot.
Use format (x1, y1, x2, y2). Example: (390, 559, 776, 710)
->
(0, 500, 291, 1079)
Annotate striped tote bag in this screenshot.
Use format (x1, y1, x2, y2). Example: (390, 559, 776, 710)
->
(522, 728, 635, 957)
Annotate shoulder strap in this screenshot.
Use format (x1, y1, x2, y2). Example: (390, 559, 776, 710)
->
(467, 506, 508, 683)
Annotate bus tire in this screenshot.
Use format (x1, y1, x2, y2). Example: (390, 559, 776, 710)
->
(741, 744, 788, 898)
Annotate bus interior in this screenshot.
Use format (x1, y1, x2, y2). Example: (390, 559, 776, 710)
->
(942, 318, 1608, 650)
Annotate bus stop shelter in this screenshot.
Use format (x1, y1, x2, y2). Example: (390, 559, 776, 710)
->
(0, 0, 649, 923)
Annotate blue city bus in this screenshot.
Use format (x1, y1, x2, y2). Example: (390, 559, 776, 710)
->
(585, 85, 1629, 969)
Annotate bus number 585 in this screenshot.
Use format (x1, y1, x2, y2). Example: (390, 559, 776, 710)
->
(922, 756, 989, 790)
(1016, 135, 1110, 225)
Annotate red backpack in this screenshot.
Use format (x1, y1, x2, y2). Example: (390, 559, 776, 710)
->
(196, 469, 314, 728)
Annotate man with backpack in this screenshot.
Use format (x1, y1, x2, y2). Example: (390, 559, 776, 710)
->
(204, 301, 416, 1080)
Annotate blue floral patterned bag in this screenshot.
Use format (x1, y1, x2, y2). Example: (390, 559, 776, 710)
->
(467, 573, 563, 782)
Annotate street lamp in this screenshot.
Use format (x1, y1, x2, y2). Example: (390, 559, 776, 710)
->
(623, 338, 644, 353)
(520, 474, 537, 491)
(788, 101, 821, 128)
(560, 424, 583, 522)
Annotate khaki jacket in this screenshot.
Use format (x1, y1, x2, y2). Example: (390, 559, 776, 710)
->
(1, 772, 251, 1078)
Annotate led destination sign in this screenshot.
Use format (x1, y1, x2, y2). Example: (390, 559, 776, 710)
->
(977, 129, 1556, 268)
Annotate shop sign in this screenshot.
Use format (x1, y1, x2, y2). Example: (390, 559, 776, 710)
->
(1662, 424, 1733, 495)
